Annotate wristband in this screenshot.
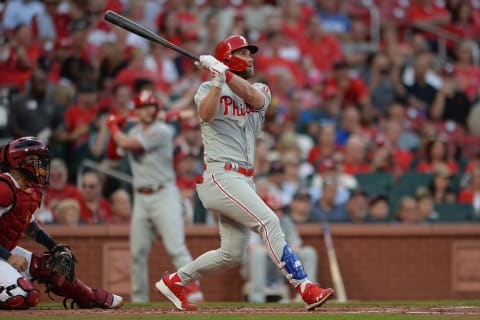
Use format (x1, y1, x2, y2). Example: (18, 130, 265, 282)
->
(225, 71, 233, 82)
(109, 123, 121, 135)
(0, 244, 11, 260)
(165, 110, 180, 122)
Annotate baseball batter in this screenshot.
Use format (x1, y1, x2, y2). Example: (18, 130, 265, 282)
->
(156, 35, 334, 311)
(107, 91, 203, 303)
(0, 136, 123, 309)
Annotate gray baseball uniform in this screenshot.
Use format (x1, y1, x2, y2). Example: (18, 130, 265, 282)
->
(177, 80, 303, 285)
(127, 121, 193, 302)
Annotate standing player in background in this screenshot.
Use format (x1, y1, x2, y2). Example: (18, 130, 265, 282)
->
(156, 35, 334, 311)
(107, 91, 203, 303)
(0, 136, 123, 309)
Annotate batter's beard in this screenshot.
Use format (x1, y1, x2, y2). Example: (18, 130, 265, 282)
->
(235, 67, 254, 80)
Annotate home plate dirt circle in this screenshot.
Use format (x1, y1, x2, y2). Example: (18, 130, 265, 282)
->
(2, 305, 480, 317)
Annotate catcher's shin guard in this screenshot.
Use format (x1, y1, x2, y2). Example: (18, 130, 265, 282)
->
(0, 277, 40, 309)
(30, 252, 123, 309)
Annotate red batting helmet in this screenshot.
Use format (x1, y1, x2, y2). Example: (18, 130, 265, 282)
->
(134, 90, 159, 109)
(214, 35, 258, 72)
(1, 136, 50, 185)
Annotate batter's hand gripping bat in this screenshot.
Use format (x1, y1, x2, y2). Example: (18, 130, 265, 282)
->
(104, 10, 199, 61)
(322, 222, 347, 303)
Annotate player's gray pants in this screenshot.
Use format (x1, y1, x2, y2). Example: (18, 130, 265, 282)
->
(178, 163, 289, 283)
(130, 185, 192, 302)
(247, 245, 317, 302)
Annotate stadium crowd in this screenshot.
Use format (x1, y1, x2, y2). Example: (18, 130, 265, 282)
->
(1, 0, 480, 225)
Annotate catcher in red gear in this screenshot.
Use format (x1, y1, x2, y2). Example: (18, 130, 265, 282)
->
(0, 136, 123, 309)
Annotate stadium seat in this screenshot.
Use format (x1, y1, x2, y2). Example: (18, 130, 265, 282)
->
(355, 172, 394, 196)
(434, 203, 474, 222)
(392, 171, 432, 197)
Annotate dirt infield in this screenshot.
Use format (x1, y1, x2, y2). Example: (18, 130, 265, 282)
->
(2, 305, 480, 318)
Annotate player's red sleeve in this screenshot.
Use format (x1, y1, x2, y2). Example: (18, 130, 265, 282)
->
(0, 180, 15, 207)
(106, 136, 122, 160)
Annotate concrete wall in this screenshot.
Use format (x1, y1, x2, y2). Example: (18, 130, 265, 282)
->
(18, 224, 480, 302)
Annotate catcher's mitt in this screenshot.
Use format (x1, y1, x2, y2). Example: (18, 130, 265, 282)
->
(48, 244, 77, 281)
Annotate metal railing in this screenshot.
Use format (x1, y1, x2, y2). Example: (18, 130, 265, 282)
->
(340, 0, 382, 52)
(77, 159, 132, 189)
(412, 22, 480, 66)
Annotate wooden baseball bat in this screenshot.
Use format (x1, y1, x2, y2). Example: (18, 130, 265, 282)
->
(104, 10, 199, 61)
(322, 222, 347, 303)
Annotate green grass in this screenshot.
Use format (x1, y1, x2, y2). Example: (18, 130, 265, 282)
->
(2, 301, 479, 320)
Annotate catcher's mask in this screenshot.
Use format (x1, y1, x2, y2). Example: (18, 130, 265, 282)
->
(1, 136, 51, 185)
(214, 35, 258, 72)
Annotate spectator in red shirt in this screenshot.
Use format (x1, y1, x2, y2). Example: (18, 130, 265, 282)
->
(64, 81, 99, 149)
(416, 137, 459, 173)
(382, 120, 415, 173)
(0, 24, 41, 90)
(407, 0, 451, 43)
(369, 134, 395, 173)
(280, 0, 311, 40)
(324, 61, 373, 123)
(342, 134, 372, 175)
(444, 0, 480, 40)
(308, 122, 339, 167)
(310, 154, 359, 191)
(109, 188, 132, 224)
(79, 171, 113, 224)
(454, 40, 480, 102)
(156, 9, 183, 47)
(42, 158, 83, 222)
(255, 30, 305, 88)
(115, 47, 168, 92)
(298, 14, 343, 74)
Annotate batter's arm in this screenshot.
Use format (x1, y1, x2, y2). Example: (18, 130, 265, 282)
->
(198, 87, 223, 122)
(227, 74, 265, 110)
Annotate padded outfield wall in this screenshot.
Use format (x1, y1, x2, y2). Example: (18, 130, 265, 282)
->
(18, 224, 480, 302)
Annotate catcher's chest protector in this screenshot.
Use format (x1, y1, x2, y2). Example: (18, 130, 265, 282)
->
(0, 174, 42, 250)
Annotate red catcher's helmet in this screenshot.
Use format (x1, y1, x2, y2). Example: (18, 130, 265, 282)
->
(214, 35, 258, 72)
(134, 90, 159, 109)
(1, 136, 50, 185)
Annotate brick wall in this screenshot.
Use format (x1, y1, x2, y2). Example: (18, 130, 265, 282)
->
(18, 224, 480, 302)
